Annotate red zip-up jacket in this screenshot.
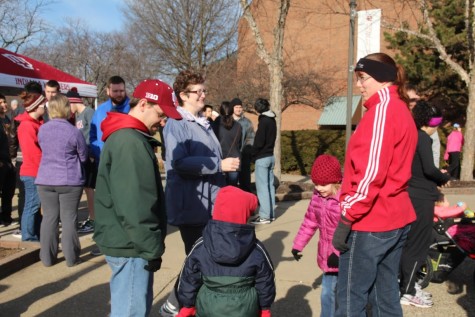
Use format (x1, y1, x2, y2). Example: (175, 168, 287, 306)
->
(341, 85, 417, 231)
(15, 112, 42, 177)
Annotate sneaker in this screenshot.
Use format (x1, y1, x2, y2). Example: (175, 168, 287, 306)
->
(250, 217, 271, 225)
(78, 219, 94, 233)
(159, 300, 179, 317)
(12, 229, 22, 239)
(400, 294, 433, 308)
(77, 217, 89, 229)
(415, 283, 432, 299)
(90, 247, 102, 256)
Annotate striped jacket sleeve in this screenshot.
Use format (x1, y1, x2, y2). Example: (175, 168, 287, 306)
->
(341, 88, 395, 222)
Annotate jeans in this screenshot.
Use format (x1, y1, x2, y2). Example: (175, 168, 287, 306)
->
(20, 176, 41, 241)
(15, 161, 25, 228)
(336, 225, 410, 317)
(105, 256, 154, 317)
(254, 156, 275, 219)
(321, 273, 337, 317)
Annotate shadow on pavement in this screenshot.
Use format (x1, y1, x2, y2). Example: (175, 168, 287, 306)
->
(0, 261, 106, 316)
(272, 284, 313, 316)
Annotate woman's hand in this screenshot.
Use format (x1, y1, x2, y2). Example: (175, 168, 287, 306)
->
(441, 180, 451, 188)
(221, 157, 240, 172)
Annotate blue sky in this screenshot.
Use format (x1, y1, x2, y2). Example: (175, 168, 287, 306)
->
(41, 0, 124, 32)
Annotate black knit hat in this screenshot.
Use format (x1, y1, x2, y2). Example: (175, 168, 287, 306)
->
(230, 98, 242, 107)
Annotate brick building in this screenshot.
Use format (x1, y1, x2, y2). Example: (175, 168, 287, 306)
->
(228, 0, 420, 131)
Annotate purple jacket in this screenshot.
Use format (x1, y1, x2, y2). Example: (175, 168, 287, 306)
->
(36, 119, 88, 186)
(292, 189, 341, 273)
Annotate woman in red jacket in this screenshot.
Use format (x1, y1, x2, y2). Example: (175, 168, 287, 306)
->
(332, 53, 418, 317)
(15, 92, 45, 241)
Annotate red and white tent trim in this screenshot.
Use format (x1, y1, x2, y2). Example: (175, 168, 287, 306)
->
(0, 48, 97, 98)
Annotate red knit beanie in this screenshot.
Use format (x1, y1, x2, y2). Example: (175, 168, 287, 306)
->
(24, 93, 45, 112)
(311, 154, 342, 185)
(213, 186, 258, 224)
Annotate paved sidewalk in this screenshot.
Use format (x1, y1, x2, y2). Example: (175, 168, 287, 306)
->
(0, 178, 474, 316)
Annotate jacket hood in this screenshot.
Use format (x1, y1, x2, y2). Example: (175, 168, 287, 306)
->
(261, 110, 276, 118)
(213, 186, 258, 225)
(14, 112, 42, 124)
(203, 220, 256, 265)
(101, 112, 150, 141)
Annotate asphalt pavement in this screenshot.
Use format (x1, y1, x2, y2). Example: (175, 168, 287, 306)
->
(0, 175, 474, 316)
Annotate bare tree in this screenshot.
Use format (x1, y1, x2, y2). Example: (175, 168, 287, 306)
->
(382, 0, 475, 180)
(0, 0, 50, 52)
(239, 0, 290, 179)
(123, 0, 239, 76)
(282, 60, 343, 112)
(24, 19, 161, 101)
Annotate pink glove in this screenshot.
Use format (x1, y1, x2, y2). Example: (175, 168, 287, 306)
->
(260, 309, 272, 317)
(177, 307, 196, 317)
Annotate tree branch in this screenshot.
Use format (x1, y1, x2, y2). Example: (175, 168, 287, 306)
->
(239, 0, 272, 66)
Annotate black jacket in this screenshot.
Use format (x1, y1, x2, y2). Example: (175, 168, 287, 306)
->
(252, 111, 276, 161)
(408, 130, 450, 200)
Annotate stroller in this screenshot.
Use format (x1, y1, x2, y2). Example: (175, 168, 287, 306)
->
(417, 207, 475, 288)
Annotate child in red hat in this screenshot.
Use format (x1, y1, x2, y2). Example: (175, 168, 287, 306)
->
(176, 186, 275, 317)
(291, 154, 342, 317)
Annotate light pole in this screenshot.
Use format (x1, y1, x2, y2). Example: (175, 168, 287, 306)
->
(345, 0, 357, 150)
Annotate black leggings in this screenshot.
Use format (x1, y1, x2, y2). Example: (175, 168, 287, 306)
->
(178, 224, 206, 255)
(400, 198, 434, 295)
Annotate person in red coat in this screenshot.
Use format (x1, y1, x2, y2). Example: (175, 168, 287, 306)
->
(15, 91, 45, 241)
(332, 53, 418, 317)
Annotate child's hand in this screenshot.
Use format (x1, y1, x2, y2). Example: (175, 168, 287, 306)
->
(291, 249, 302, 261)
(327, 253, 339, 268)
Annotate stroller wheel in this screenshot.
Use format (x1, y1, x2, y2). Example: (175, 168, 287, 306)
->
(416, 255, 434, 289)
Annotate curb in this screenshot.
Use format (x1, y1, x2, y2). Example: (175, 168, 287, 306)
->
(0, 234, 94, 280)
(276, 191, 313, 202)
(0, 240, 40, 280)
(441, 187, 475, 195)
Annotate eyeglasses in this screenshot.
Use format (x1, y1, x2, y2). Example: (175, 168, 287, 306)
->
(150, 104, 167, 121)
(186, 89, 208, 96)
(356, 76, 372, 83)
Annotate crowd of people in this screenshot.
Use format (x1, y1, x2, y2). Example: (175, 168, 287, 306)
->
(0, 51, 467, 316)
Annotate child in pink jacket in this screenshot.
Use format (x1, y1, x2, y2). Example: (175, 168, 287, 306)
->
(291, 154, 342, 317)
(434, 193, 466, 221)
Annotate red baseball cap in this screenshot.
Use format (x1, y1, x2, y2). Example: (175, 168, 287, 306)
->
(133, 79, 182, 120)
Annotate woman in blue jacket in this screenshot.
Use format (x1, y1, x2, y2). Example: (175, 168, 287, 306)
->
(160, 69, 240, 316)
